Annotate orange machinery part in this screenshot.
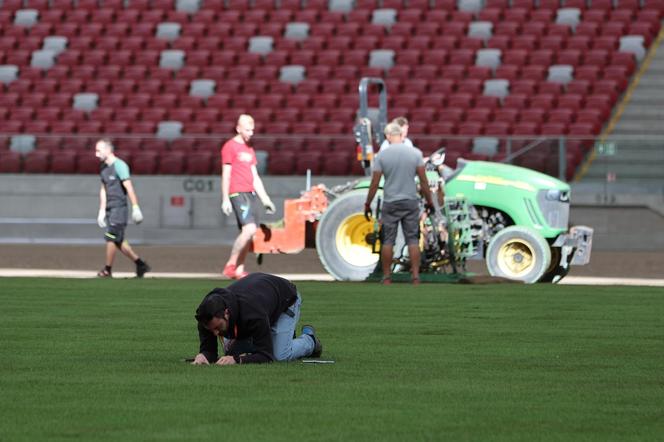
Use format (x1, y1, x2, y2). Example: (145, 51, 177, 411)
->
(251, 184, 329, 254)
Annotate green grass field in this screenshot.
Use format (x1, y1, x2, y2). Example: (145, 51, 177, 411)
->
(1, 277, 663, 441)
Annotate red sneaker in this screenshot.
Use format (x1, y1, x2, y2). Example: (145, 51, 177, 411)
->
(222, 264, 236, 279)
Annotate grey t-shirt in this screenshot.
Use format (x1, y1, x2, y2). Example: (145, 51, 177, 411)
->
(373, 143, 424, 203)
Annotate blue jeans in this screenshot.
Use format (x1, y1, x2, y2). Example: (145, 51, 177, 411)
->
(271, 295, 314, 361)
(224, 294, 314, 362)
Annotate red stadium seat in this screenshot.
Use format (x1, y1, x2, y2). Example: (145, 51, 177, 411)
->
(268, 150, 295, 174)
(50, 149, 78, 174)
(23, 150, 51, 173)
(186, 152, 214, 175)
(158, 152, 186, 174)
(294, 151, 322, 175)
(131, 151, 158, 175)
(321, 152, 351, 175)
(0, 151, 22, 173)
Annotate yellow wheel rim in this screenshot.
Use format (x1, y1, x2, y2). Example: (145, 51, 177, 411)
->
(335, 214, 379, 267)
(497, 239, 536, 278)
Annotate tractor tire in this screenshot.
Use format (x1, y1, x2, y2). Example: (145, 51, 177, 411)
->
(486, 226, 551, 283)
(539, 247, 571, 283)
(315, 190, 380, 281)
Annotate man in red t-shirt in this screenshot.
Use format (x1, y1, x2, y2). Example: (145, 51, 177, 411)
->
(221, 114, 275, 279)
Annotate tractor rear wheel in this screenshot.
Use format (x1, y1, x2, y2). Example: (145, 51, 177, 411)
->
(315, 190, 380, 281)
(486, 226, 551, 283)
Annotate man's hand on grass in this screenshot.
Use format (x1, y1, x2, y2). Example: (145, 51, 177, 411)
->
(216, 356, 237, 366)
(191, 353, 209, 365)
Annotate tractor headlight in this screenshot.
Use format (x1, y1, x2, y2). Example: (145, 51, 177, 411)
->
(545, 189, 569, 202)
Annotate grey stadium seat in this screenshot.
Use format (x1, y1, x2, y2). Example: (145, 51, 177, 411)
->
(42, 36, 68, 55)
(159, 50, 185, 69)
(468, 21, 493, 41)
(30, 50, 56, 69)
(284, 22, 309, 40)
(475, 48, 501, 70)
(73, 93, 99, 112)
(329, 0, 353, 12)
(10, 135, 36, 154)
(372, 9, 397, 27)
(547, 65, 574, 84)
(556, 8, 581, 29)
(189, 79, 216, 98)
(483, 79, 510, 99)
(458, 0, 483, 13)
(156, 22, 181, 41)
(176, 0, 201, 13)
(156, 121, 183, 140)
(255, 150, 268, 175)
(279, 65, 305, 84)
(472, 137, 499, 156)
(619, 35, 646, 62)
(14, 9, 39, 27)
(369, 49, 395, 70)
(248, 36, 273, 55)
(0, 65, 19, 84)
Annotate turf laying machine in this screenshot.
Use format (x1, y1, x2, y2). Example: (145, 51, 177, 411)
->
(252, 78, 593, 283)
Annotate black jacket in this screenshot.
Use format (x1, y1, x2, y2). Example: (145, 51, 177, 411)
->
(197, 273, 298, 364)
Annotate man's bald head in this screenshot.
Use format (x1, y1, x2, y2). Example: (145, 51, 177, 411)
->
(235, 114, 255, 144)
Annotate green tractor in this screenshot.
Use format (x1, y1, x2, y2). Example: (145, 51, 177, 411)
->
(313, 78, 593, 283)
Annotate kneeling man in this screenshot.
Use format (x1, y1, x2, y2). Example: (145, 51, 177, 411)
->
(192, 272, 322, 365)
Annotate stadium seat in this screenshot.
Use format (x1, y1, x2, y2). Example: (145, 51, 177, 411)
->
(268, 150, 295, 174)
(22, 150, 51, 173)
(185, 151, 214, 175)
(158, 151, 186, 174)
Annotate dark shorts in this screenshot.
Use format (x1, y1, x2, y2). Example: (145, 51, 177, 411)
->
(381, 199, 420, 246)
(104, 206, 127, 245)
(230, 192, 261, 230)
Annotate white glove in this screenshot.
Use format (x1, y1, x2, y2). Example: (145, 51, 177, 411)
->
(221, 199, 232, 216)
(263, 199, 276, 215)
(132, 205, 144, 224)
(97, 209, 106, 228)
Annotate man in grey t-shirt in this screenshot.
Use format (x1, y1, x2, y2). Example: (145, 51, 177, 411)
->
(365, 123, 435, 285)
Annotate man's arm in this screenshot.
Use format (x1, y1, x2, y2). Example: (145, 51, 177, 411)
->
(364, 170, 382, 208)
(192, 324, 218, 365)
(416, 166, 435, 208)
(121, 179, 139, 206)
(99, 185, 106, 210)
(221, 164, 232, 215)
(251, 166, 275, 213)
(97, 185, 107, 228)
(219, 318, 274, 365)
(122, 179, 144, 224)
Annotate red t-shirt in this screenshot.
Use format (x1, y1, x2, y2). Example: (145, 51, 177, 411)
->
(221, 138, 257, 194)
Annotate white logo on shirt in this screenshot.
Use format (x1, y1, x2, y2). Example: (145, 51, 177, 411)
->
(238, 152, 253, 163)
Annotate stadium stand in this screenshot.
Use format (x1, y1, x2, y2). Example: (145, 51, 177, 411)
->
(0, 0, 661, 176)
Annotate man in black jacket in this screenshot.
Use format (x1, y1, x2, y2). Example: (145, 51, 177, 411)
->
(191, 273, 323, 365)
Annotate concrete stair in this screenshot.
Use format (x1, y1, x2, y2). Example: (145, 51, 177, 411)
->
(582, 35, 664, 186)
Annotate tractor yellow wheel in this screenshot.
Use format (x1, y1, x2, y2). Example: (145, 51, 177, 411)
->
(486, 226, 551, 283)
(496, 239, 536, 278)
(335, 214, 379, 267)
(316, 190, 382, 281)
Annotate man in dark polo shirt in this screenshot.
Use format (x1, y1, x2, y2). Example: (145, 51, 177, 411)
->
(95, 138, 150, 278)
(364, 123, 435, 285)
